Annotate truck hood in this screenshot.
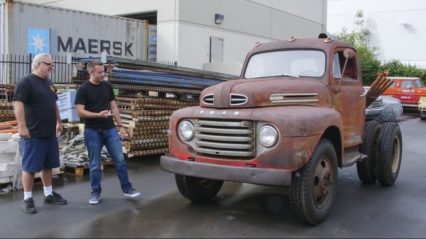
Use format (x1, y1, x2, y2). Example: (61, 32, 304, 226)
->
(200, 77, 332, 108)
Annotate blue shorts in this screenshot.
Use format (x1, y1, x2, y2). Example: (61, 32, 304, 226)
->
(20, 137, 60, 173)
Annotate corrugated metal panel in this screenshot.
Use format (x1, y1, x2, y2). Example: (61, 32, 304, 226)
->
(3, 1, 147, 60)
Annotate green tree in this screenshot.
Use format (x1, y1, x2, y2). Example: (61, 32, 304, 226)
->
(334, 10, 426, 85)
(334, 10, 381, 85)
(381, 60, 426, 83)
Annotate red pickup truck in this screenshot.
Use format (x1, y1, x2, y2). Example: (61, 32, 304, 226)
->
(382, 77, 426, 107)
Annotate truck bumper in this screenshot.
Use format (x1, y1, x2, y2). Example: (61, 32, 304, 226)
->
(160, 155, 292, 186)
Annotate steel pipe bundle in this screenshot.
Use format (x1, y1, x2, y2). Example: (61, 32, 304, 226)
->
(110, 68, 223, 90)
(366, 72, 392, 107)
(116, 96, 197, 158)
(71, 58, 233, 158)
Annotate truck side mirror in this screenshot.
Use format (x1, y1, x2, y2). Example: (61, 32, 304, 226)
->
(343, 48, 355, 59)
(334, 49, 356, 93)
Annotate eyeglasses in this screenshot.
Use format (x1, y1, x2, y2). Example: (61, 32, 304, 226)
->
(41, 62, 54, 67)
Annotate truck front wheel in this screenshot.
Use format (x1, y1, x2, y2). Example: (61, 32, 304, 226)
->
(175, 175, 223, 203)
(357, 120, 381, 184)
(289, 139, 338, 226)
(377, 122, 402, 186)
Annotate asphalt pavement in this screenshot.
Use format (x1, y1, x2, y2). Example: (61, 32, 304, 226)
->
(1, 115, 426, 238)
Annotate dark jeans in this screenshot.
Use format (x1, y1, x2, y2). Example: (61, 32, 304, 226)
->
(84, 128, 133, 194)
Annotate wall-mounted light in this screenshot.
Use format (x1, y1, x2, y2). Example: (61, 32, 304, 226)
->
(399, 20, 410, 27)
(215, 13, 224, 25)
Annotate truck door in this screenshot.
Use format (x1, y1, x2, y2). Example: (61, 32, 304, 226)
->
(413, 79, 426, 106)
(397, 80, 416, 106)
(331, 49, 364, 148)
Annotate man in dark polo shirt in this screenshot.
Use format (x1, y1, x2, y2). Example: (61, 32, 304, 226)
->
(14, 53, 67, 214)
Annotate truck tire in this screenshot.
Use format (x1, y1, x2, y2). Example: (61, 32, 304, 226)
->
(289, 139, 338, 226)
(376, 122, 402, 186)
(175, 174, 223, 203)
(357, 120, 381, 184)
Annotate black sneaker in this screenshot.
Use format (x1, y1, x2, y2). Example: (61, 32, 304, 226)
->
(44, 191, 68, 205)
(22, 198, 37, 214)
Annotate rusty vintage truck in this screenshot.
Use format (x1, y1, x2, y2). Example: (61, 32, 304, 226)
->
(160, 36, 403, 225)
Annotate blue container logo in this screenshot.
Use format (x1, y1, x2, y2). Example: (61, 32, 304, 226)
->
(28, 28, 50, 54)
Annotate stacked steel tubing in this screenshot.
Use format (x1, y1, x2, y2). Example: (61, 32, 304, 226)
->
(366, 71, 392, 107)
(112, 83, 202, 96)
(116, 96, 198, 157)
(109, 68, 223, 90)
(102, 56, 237, 81)
(72, 56, 236, 86)
(71, 58, 231, 158)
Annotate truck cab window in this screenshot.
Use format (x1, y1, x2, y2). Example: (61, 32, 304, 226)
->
(332, 53, 342, 79)
(416, 79, 425, 87)
(244, 50, 325, 79)
(333, 51, 357, 80)
(401, 81, 414, 89)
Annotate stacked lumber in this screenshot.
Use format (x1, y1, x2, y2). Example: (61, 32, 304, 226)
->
(0, 120, 17, 134)
(0, 100, 14, 123)
(116, 96, 197, 157)
(0, 85, 15, 122)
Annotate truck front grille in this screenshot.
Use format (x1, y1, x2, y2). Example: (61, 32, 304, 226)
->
(194, 119, 255, 158)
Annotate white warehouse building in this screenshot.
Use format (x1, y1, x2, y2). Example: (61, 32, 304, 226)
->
(13, 0, 327, 73)
(328, 0, 426, 68)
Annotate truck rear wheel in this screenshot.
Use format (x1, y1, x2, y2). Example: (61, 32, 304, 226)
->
(289, 139, 338, 226)
(377, 122, 402, 186)
(357, 120, 381, 184)
(175, 175, 223, 203)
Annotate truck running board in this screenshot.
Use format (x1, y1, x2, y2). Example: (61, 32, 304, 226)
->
(342, 148, 367, 167)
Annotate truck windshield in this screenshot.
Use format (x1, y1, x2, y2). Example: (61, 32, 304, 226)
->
(244, 50, 326, 79)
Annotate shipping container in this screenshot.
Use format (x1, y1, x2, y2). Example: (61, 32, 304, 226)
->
(0, 0, 148, 60)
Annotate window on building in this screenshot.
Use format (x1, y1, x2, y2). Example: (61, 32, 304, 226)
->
(210, 37, 223, 62)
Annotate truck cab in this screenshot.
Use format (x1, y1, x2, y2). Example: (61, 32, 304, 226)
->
(160, 37, 402, 225)
(383, 77, 426, 107)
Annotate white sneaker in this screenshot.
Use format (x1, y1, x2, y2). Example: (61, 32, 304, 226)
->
(89, 193, 101, 205)
(124, 189, 140, 198)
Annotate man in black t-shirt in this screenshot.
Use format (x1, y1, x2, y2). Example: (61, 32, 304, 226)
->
(75, 61, 140, 205)
(14, 53, 67, 214)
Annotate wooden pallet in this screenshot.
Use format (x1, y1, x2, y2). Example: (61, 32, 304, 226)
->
(64, 162, 112, 176)
(64, 165, 89, 177)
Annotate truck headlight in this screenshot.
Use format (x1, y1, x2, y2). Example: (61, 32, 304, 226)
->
(258, 125, 278, 147)
(178, 120, 194, 141)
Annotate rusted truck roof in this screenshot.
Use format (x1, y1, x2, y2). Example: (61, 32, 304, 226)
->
(247, 38, 354, 55)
